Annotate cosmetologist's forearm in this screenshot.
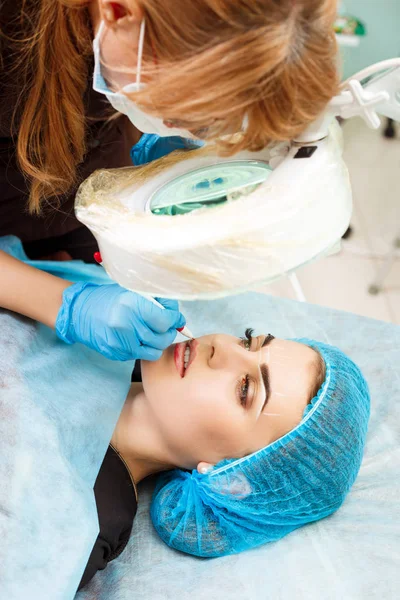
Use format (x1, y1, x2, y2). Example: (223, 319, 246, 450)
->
(0, 250, 71, 328)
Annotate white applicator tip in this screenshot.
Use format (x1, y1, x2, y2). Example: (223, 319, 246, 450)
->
(177, 326, 195, 339)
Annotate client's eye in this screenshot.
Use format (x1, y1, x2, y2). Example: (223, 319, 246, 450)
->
(236, 375, 255, 409)
(237, 328, 256, 408)
(240, 328, 254, 351)
(237, 375, 250, 407)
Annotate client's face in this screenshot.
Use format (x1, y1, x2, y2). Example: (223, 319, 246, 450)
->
(141, 332, 321, 470)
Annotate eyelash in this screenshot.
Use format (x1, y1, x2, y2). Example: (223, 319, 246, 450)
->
(237, 328, 254, 407)
(237, 375, 250, 407)
(241, 328, 254, 351)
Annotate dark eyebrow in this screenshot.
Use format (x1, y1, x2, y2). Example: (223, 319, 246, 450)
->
(259, 334, 274, 411)
(259, 364, 271, 411)
(261, 334, 275, 348)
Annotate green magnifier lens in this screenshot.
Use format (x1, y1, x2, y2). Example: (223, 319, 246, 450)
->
(149, 160, 272, 216)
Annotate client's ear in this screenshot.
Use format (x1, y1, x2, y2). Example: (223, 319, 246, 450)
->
(197, 461, 214, 475)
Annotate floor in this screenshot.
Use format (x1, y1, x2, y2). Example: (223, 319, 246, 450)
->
(257, 118, 400, 324)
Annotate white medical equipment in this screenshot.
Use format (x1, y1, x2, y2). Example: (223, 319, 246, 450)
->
(76, 60, 400, 300)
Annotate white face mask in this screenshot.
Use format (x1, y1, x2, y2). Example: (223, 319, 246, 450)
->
(93, 19, 194, 138)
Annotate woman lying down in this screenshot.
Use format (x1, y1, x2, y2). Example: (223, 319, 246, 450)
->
(79, 329, 370, 590)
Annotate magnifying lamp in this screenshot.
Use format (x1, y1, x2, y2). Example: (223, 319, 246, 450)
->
(75, 59, 400, 300)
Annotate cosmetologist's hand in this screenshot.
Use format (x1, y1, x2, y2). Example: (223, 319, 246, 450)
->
(55, 282, 185, 361)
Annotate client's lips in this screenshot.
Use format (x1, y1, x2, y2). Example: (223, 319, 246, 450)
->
(174, 340, 198, 378)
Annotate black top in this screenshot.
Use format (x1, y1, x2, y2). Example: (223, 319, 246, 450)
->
(77, 445, 138, 591)
(78, 362, 142, 591)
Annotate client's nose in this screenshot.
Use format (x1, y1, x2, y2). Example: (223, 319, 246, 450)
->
(209, 338, 259, 371)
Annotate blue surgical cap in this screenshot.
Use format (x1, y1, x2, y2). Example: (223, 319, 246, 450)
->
(150, 339, 370, 557)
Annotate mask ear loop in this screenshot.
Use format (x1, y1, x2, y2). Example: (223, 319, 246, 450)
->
(93, 21, 107, 70)
(94, 22, 103, 50)
(136, 18, 146, 87)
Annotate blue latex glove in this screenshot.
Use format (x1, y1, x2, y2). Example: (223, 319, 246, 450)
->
(55, 282, 186, 361)
(131, 133, 204, 166)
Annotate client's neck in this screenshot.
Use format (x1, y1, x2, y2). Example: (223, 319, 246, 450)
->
(111, 383, 174, 484)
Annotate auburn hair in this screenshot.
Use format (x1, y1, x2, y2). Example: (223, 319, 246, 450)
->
(4, 0, 339, 213)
